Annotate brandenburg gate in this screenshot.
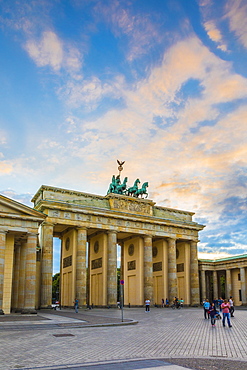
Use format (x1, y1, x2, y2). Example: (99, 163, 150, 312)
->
(32, 165, 205, 309)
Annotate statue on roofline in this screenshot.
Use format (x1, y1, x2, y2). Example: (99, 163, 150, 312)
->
(107, 160, 148, 198)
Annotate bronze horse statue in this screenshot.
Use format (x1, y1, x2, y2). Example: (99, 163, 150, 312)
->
(135, 182, 148, 198)
(115, 177, 128, 194)
(127, 178, 140, 196)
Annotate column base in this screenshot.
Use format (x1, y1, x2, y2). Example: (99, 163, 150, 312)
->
(21, 309, 37, 314)
(14, 308, 22, 313)
(40, 305, 52, 309)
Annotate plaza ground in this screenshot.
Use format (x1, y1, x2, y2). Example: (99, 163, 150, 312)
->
(0, 307, 247, 370)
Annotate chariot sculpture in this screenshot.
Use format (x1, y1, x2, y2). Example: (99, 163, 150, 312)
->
(107, 160, 148, 198)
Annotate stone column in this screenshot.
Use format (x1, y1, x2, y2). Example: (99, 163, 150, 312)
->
(167, 238, 177, 303)
(18, 241, 27, 311)
(190, 241, 200, 306)
(240, 268, 246, 305)
(86, 240, 90, 307)
(12, 243, 21, 310)
(76, 227, 87, 307)
(119, 241, 124, 280)
(107, 231, 117, 307)
(143, 235, 153, 303)
(0, 230, 7, 314)
(213, 271, 218, 300)
(41, 222, 54, 308)
(23, 233, 37, 313)
(226, 269, 232, 298)
(200, 269, 206, 301)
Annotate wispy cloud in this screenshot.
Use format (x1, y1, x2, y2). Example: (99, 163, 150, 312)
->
(25, 31, 63, 72)
(0, 161, 12, 175)
(0, 130, 7, 145)
(25, 31, 82, 73)
(199, 0, 228, 52)
(225, 0, 247, 49)
(0, 1, 246, 258)
(58, 76, 114, 109)
(61, 35, 247, 257)
(204, 21, 228, 51)
(0, 189, 33, 206)
(198, 251, 232, 260)
(93, 0, 162, 61)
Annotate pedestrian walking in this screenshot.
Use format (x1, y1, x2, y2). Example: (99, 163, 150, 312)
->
(218, 297, 223, 311)
(145, 298, 150, 312)
(161, 298, 165, 307)
(221, 299, 232, 327)
(208, 302, 217, 326)
(229, 296, 234, 317)
(74, 298, 79, 313)
(203, 299, 210, 319)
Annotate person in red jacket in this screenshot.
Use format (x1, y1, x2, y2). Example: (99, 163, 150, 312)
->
(221, 299, 232, 327)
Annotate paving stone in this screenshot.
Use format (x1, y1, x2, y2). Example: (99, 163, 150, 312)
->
(0, 307, 246, 370)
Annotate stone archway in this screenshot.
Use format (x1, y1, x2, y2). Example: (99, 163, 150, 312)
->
(32, 185, 205, 308)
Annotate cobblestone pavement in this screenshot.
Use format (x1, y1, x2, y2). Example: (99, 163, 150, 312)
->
(0, 307, 247, 370)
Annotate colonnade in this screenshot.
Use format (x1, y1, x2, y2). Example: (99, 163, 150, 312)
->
(0, 230, 38, 314)
(0, 230, 6, 314)
(200, 265, 247, 306)
(40, 223, 200, 308)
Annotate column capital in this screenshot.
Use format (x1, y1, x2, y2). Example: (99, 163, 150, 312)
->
(167, 237, 176, 246)
(27, 232, 38, 237)
(42, 221, 54, 227)
(0, 229, 7, 234)
(190, 239, 199, 244)
(143, 234, 152, 239)
(76, 226, 87, 231)
(107, 230, 117, 235)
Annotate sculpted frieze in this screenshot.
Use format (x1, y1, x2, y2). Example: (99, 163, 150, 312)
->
(46, 207, 199, 239)
(112, 199, 151, 215)
(52, 210, 60, 218)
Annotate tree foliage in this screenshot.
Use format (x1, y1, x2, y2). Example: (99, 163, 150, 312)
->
(52, 272, 60, 300)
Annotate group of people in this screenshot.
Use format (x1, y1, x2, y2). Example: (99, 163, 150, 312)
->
(203, 297, 234, 327)
(161, 298, 170, 307)
(161, 297, 184, 308)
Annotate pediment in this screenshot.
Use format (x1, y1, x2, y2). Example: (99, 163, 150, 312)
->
(0, 194, 45, 221)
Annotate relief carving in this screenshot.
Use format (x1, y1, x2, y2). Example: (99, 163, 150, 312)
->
(153, 261, 162, 272)
(113, 199, 150, 214)
(91, 257, 102, 270)
(128, 260, 136, 270)
(63, 255, 72, 268)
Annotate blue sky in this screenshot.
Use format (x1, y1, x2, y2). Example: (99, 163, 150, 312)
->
(1, 0, 247, 273)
